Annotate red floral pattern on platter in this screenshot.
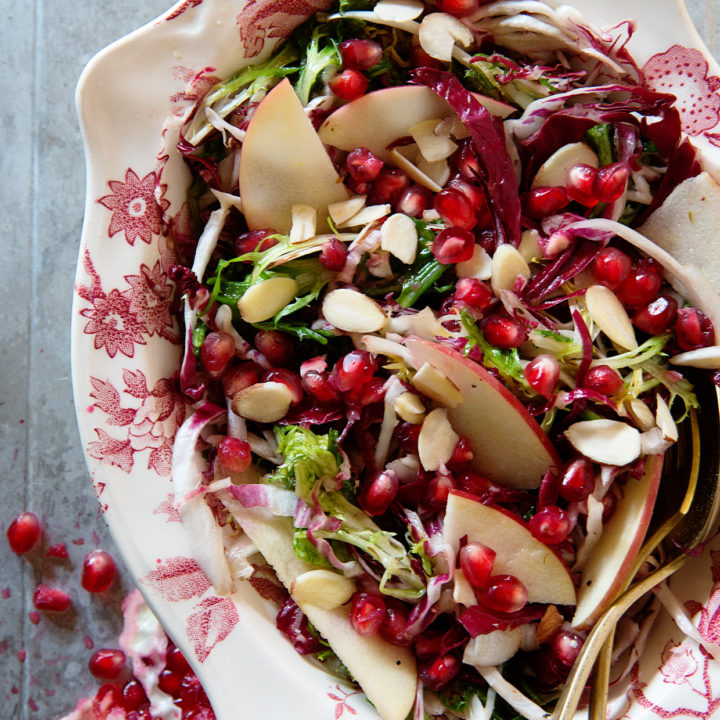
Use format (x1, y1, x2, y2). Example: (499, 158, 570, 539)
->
(143, 557, 212, 601)
(87, 369, 186, 476)
(170, 66, 220, 117)
(98, 169, 170, 246)
(643, 45, 720, 140)
(77, 249, 179, 358)
(154, 494, 183, 523)
(186, 596, 240, 663)
(327, 684, 361, 720)
(236, 0, 335, 58)
(166, 0, 204, 21)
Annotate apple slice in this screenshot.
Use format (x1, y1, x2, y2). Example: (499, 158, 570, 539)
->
(225, 498, 417, 720)
(318, 85, 515, 162)
(571, 454, 664, 630)
(405, 338, 560, 488)
(239, 78, 349, 233)
(443, 490, 576, 606)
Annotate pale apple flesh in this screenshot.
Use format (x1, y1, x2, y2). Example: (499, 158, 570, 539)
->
(572, 453, 664, 630)
(405, 337, 561, 489)
(238, 78, 349, 234)
(443, 490, 576, 606)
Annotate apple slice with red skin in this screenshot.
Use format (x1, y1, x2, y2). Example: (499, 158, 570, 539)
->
(239, 78, 349, 233)
(443, 490, 576, 606)
(405, 337, 560, 488)
(571, 453, 664, 630)
(318, 85, 515, 162)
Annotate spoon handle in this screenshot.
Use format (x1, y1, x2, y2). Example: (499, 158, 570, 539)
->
(552, 554, 689, 720)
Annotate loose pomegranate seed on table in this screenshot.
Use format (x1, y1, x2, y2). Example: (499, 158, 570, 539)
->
(583, 364, 624, 395)
(33, 584, 72, 612)
(565, 163, 599, 206)
(459, 541, 496, 588)
(318, 237, 348, 272)
(526, 186, 569, 218)
(346, 147, 384, 182)
(434, 187, 478, 230)
(350, 593, 386, 636)
(483, 315, 528, 349)
(432, 227, 475, 264)
(200, 331, 235, 375)
(529, 505, 572, 544)
(338, 38, 383, 70)
(81, 549, 117, 593)
(254, 329, 294, 366)
(89, 648, 127, 680)
(592, 246, 632, 290)
(6, 511, 41, 554)
(524, 354, 560, 399)
(217, 437, 252, 473)
(632, 294, 678, 335)
(329, 68, 368, 101)
(480, 574, 528, 613)
(559, 457, 595, 502)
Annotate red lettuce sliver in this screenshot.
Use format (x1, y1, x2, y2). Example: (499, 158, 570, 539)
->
(413, 68, 521, 246)
(572, 308, 594, 388)
(460, 603, 546, 637)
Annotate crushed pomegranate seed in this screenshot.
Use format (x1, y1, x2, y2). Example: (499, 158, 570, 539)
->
(217, 437, 252, 473)
(632, 294, 678, 335)
(437, 0, 480, 17)
(592, 247, 632, 290)
(339, 38, 383, 70)
(559, 457, 595, 502)
(524, 354, 560, 399)
(615, 265, 662, 307)
(434, 187, 477, 230)
(329, 68, 368, 101)
(200, 331, 235, 375)
(395, 184, 433, 217)
(455, 277, 493, 310)
(318, 237, 348, 272)
(6, 511, 41, 554)
(526, 186, 568, 218)
(529, 505, 572, 544)
(459, 541, 496, 588)
(674, 307, 715, 350)
(583, 364, 623, 395)
(594, 162, 630, 203)
(432, 227, 475, 264)
(235, 229, 277, 256)
(81, 550, 117, 593)
(350, 592, 386, 636)
(45, 542, 69, 559)
(255, 330, 294, 366)
(372, 167, 410, 202)
(359, 470, 399, 516)
(483, 315, 528, 349)
(346, 147, 384, 182)
(420, 654, 460, 691)
(480, 574, 528, 613)
(565, 163, 599, 206)
(89, 648, 127, 680)
(263, 368, 303, 404)
(223, 362, 261, 396)
(33, 584, 71, 612)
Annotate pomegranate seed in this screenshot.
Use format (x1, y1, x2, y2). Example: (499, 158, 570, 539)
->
(459, 542, 496, 588)
(559, 457, 595, 502)
(583, 364, 623, 395)
(223, 362, 261, 396)
(349, 593, 386, 636)
(674, 307, 715, 350)
(263, 368, 303, 404)
(529, 506, 571, 544)
(480, 574, 528, 613)
(458, 471, 493, 498)
(592, 247, 632, 290)
(456, 141, 482, 181)
(549, 630, 583, 672)
(449, 436, 474, 468)
(89, 648, 127, 680)
(330, 350, 376, 392)
(633, 295, 678, 335)
(483, 315, 528, 349)
(200, 331, 235, 375)
(434, 188, 477, 230)
(339, 38, 383, 70)
(6, 511, 41, 554)
(426, 472, 457, 509)
(346, 147, 384, 182)
(33, 584, 71, 612)
(235, 229, 277, 256)
(372, 167, 410, 203)
(594, 162, 630, 203)
(329, 69, 368, 101)
(432, 227, 475, 264)
(217, 437, 252, 473)
(360, 470, 399, 516)
(397, 422, 420, 453)
(437, 0, 480, 16)
(455, 278, 493, 310)
(301, 370, 339, 402)
(526, 186, 569, 218)
(638, 257, 664, 277)
(395, 185, 433, 217)
(45, 543, 69, 560)
(357, 377, 386, 406)
(524, 354, 560, 399)
(415, 633, 443, 658)
(409, 38, 444, 69)
(565, 163, 599, 206)
(122, 680, 149, 712)
(318, 237, 348, 272)
(158, 669, 183, 698)
(81, 550, 117, 593)
(380, 601, 411, 646)
(166, 645, 192, 674)
(255, 330, 294, 366)
(615, 266, 662, 307)
(420, 654, 460, 691)
(95, 684, 123, 711)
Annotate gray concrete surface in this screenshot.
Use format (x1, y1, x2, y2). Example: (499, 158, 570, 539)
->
(0, 0, 719, 718)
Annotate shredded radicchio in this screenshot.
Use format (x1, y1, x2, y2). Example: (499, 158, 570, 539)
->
(459, 603, 546, 637)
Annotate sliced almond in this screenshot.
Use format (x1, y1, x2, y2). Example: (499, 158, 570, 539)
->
(491, 243, 531, 293)
(655, 395, 678, 442)
(338, 203, 392, 228)
(457, 244, 492, 280)
(323, 288, 387, 333)
(289, 204, 317, 244)
(585, 285, 638, 350)
(625, 397, 656, 431)
(290, 569, 356, 610)
(411, 363, 463, 408)
(329, 196, 366, 226)
(393, 392, 426, 424)
(535, 605, 563, 644)
(518, 229, 542, 263)
(375, 0, 424, 21)
(416, 156, 451, 188)
(418, 408, 459, 471)
(463, 627, 524, 667)
(409, 118, 458, 163)
(419, 12, 474, 62)
(641, 426, 671, 455)
(452, 569, 477, 607)
(390, 145, 443, 193)
(669, 345, 720, 369)
(231, 382, 293, 423)
(531, 142, 599, 189)
(381, 213, 419, 264)
(565, 419, 642, 467)
(237, 276, 299, 324)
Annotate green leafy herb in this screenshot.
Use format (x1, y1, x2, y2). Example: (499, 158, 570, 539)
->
(192, 319, 209, 356)
(584, 123, 615, 166)
(293, 529, 332, 567)
(397, 220, 447, 308)
(294, 26, 341, 105)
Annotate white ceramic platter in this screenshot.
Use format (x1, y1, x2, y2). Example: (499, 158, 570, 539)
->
(73, 1, 720, 718)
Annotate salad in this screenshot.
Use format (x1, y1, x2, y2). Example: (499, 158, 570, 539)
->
(165, 1, 720, 718)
